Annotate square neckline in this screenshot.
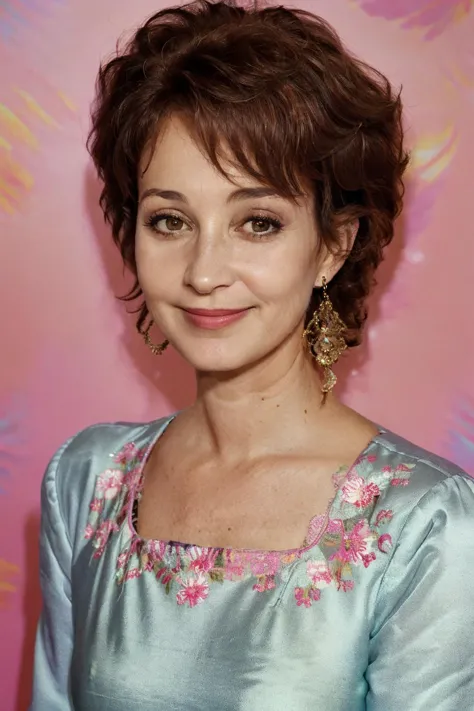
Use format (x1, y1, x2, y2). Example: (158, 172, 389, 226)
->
(126, 413, 384, 557)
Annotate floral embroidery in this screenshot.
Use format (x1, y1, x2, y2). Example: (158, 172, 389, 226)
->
(341, 475, 380, 508)
(86, 443, 146, 560)
(306, 560, 332, 587)
(295, 586, 320, 607)
(176, 574, 210, 607)
(375, 509, 393, 526)
(84, 440, 414, 608)
(293, 457, 415, 607)
(330, 519, 374, 565)
(96, 469, 124, 499)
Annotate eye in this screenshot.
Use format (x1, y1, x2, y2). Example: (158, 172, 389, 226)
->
(242, 215, 283, 237)
(145, 213, 190, 235)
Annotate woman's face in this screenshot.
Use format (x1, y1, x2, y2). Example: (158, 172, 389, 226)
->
(135, 116, 329, 373)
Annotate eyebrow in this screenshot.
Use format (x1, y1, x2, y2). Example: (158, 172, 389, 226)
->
(139, 186, 280, 204)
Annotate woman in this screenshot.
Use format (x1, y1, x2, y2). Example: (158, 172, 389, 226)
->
(31, 1, 474, 709)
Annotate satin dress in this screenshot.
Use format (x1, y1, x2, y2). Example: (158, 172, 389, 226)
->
(30, 414, 474, 710)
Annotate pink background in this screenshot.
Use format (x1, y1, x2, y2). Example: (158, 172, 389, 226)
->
(1, 1, 473, 708)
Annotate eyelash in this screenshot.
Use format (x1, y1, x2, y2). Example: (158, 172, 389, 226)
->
(144, 212, 284, 238)
(144, 213, 184, 233)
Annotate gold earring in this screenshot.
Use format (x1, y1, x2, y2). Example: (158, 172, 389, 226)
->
(303, 276, 347, 393)
(137, 320, 169, 356)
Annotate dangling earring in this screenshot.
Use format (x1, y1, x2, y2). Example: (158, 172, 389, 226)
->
(303, 276, 347, 393)
(137, 320, 169, 356)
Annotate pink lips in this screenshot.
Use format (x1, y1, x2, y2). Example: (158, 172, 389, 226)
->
(183, 307, 250, 330)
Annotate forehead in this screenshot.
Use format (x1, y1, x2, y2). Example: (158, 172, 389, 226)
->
(138, 115, 312, 212)
(139, 116, 250, 190)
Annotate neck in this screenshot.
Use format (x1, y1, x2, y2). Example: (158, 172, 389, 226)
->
(188, 343, 340, 463)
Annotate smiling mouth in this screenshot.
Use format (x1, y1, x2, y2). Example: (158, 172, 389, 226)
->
(182, 307, 251, 330)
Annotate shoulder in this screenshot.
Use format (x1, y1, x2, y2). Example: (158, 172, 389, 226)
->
(375, 427, 472, 494)
(369, 428, 474, 543)
(368, 431, 474, 628)
(41, 415, 174, 549)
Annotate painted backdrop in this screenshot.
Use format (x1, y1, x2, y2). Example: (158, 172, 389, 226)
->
(1, 1, 474, 708)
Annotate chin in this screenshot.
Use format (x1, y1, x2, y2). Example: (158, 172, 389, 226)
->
(173, 341, 260, 375)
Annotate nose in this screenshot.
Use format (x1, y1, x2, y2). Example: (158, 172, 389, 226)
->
(183, 231, 235, 295)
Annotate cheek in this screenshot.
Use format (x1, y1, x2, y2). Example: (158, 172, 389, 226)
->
(135, 234, 177, 297)
(243, 244, 316, 306)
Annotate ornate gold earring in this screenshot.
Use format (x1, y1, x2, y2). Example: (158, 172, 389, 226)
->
(137, 320, 169, 356)
(303, 276, 347, 393)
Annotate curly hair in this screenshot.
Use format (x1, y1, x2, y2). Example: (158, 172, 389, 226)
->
(87, 0, 409, 347)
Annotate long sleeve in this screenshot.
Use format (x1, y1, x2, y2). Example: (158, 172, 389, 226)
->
(366, 474, 474, 710)
(30, 439, 75, 711)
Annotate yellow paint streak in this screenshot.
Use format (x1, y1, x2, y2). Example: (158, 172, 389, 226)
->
(421, 140, 457, 181)
(57, 90, 77, 113)
(15, 89, 60, 129)
(447, 62, 474, 89)
(0, 152, 34, 213)
(3, 158, 34, 189)
(0, 176, 21, 199)
(0, 193, 15, 214)
(0, 104, 38, 148)
(453, 1, 473, 22)
(410, 125, 457, 182)
(405, 0, 471, 24)
(0, 136, 12, 150)
(391, 0, 471, 28)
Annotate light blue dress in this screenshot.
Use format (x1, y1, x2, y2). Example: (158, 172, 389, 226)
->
(30, 414, 474, 710)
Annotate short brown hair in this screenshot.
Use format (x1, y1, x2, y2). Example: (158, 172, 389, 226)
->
(88, 0, 409, 346)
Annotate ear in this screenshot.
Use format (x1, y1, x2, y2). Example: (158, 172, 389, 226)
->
(314, 219, 359, 288)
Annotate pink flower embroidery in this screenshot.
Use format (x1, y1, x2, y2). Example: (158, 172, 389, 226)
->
(92, 519, 118, 557)
(375, 509, 393, 527)
(362, 552, 376, 568)
(337, 579, 355, 593)
(295, 586, 321, 607)
(305, 514, 326, 546)
(84, 439, 414, 607)
(354, 453, 377, 466)
(378, 533, 393, 553)
(223, 558, 245, 580)
(306, 560, 332, 587)
(342, 475, 380, 508)
(330, 519, 374, 564)
(327, 518, 344, 535)
(253, 575, 276, 592)
(248, 551, 281, 577)
(176, 575, 210, 607)
(189, 549, 219, 574)
(113, 442, 140, 465)
(295, 587, 311, 607)
(96, 469, 124, 499)
(156, 567, 174, 586)
(117, 552, 128, 569)
(123, 467, 142, 490)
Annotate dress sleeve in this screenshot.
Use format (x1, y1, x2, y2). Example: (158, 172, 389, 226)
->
(29, 439, 75, 710)
(366, 474, 474, 711)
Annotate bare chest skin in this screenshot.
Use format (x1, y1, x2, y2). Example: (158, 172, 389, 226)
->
(136, 419, 378, 551)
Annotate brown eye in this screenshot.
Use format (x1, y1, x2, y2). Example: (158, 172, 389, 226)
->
(164, 216, 184, 231)
(241, 215, 283, 237)
(252, 218, 272, 233)
(145, 213, 189, 235)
